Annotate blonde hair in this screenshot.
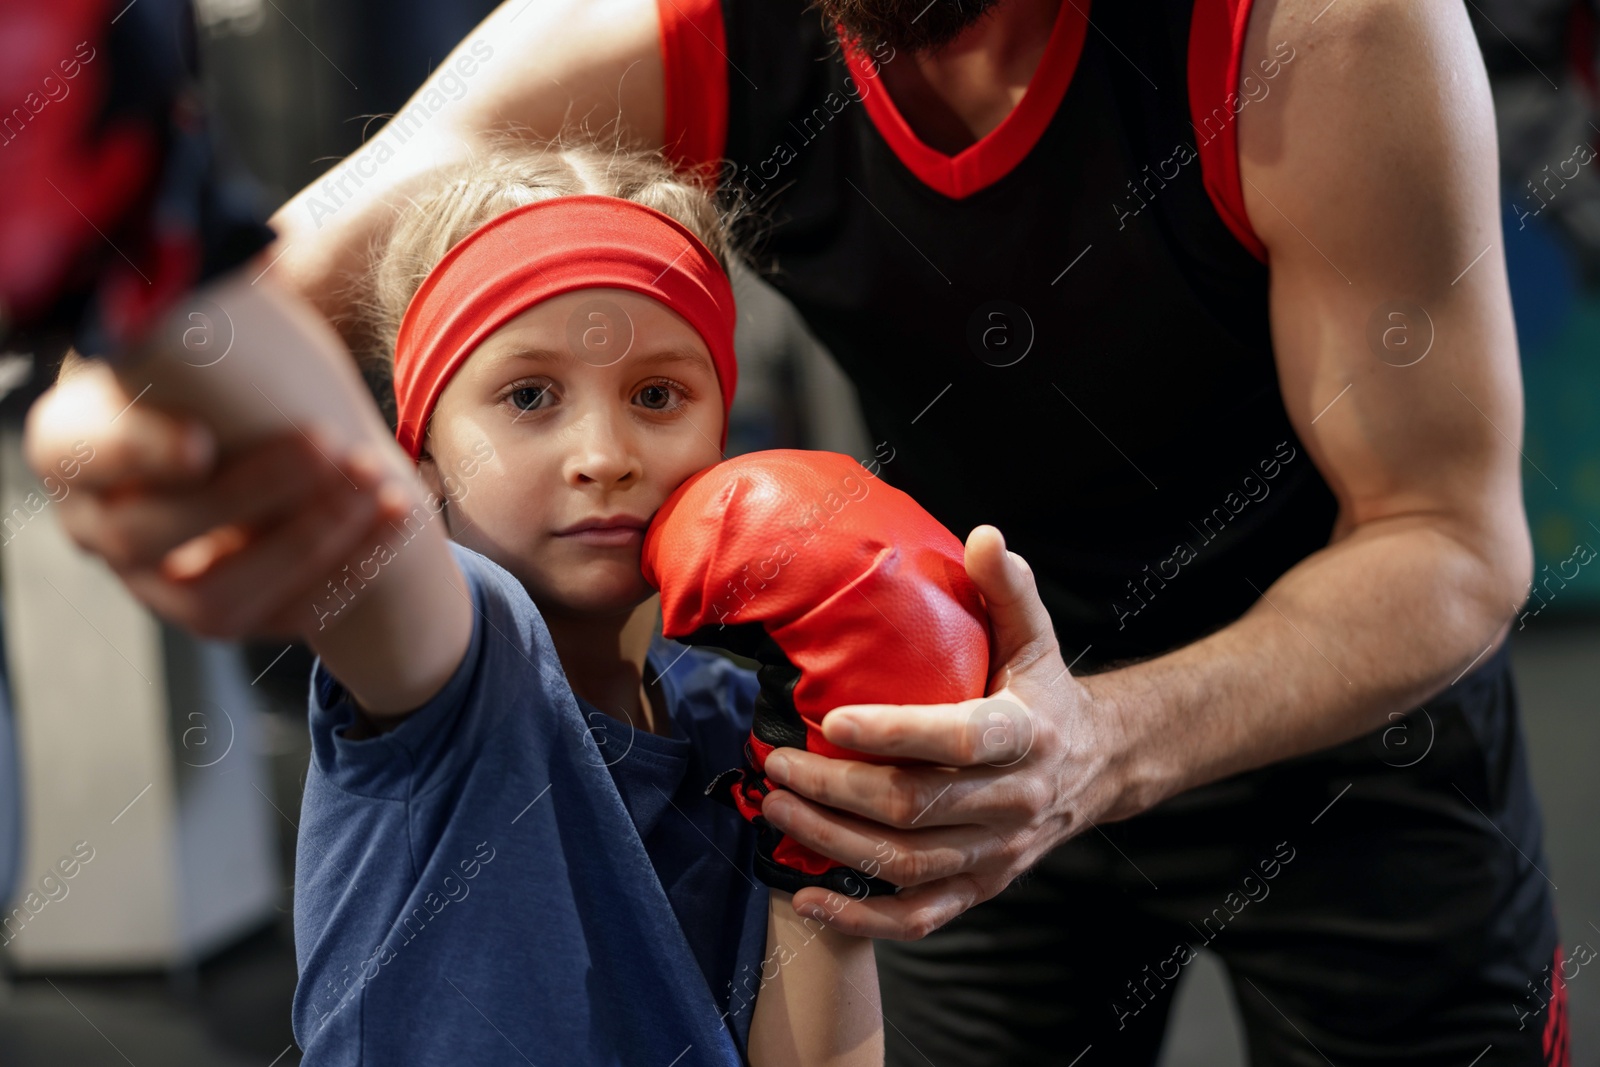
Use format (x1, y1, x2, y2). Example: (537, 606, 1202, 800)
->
(355, 141, 743, 424)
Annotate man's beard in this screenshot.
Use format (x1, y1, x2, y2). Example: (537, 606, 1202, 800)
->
(813, 0, 1005, 58)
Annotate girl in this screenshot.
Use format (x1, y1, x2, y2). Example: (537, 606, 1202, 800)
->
(290, 145, 882, 1065)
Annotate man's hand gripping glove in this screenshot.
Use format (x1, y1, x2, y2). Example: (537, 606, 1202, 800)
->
(640, 450, 989, 898)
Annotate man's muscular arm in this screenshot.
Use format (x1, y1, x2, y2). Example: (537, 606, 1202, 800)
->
(271, 0, 664, 338)
(1096, 0, 1531, 793)
(755, 0, 1531, 939)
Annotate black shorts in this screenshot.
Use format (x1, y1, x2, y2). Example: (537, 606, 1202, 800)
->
(877, 643, 1569, 1066)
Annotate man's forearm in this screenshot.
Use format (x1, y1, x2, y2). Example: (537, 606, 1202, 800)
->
(267, 60, 488, 331)
(1087, 514, 1527, 816)
(264, 0, 664, 339)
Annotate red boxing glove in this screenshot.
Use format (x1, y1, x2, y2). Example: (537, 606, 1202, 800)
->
(640, 450, 989, 897)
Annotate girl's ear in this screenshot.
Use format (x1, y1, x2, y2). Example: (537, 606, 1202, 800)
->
(415, 447, 454, 534)
(416, 443, 445, 502)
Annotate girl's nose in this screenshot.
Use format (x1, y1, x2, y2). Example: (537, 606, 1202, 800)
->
(564, 406, 642, 488)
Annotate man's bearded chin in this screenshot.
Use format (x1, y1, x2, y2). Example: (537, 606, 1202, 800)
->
(814, 0, 1003, 57)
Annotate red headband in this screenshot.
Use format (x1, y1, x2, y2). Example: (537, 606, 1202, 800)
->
(391, 194, 738, 459)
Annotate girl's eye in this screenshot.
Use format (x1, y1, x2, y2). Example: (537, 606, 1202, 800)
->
(507, 384, 549, 412)
(637, 381, 686, 412)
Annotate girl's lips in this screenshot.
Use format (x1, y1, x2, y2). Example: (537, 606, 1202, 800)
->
(553, 512, 651, 547)
(558, 526, 645, 547)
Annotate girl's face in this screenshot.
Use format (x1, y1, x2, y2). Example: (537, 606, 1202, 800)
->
(418, 287, 726, 619)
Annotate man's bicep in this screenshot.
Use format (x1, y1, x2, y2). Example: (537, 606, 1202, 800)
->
(449, 0, 666, 152)
(1238, 0, 1524, 536)
(268, 0, 665, 315)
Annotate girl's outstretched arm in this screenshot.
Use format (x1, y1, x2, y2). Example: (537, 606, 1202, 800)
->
(748, 892, 883, 1067)
(101, 264, 473, 719)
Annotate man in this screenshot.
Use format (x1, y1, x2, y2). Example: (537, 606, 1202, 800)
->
(25, 0, 1566, 1061)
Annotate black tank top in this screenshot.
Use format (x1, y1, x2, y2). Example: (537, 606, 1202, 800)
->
(658, 0, 1338, 669)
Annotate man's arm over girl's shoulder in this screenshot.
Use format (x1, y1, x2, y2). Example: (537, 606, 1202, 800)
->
(269, 0, 666, 340)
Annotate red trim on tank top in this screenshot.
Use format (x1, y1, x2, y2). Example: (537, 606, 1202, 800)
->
(659, 0, 1268, 260)
(656, 0, 729, 183)
(836, 0, 1090, 200)
(1188, 0, 1269, 262)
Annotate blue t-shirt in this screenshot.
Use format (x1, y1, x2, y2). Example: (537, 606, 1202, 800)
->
(291, 541, 770, 1065)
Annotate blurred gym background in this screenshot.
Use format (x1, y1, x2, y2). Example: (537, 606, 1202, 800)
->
(0, 0, 1596, 1062)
